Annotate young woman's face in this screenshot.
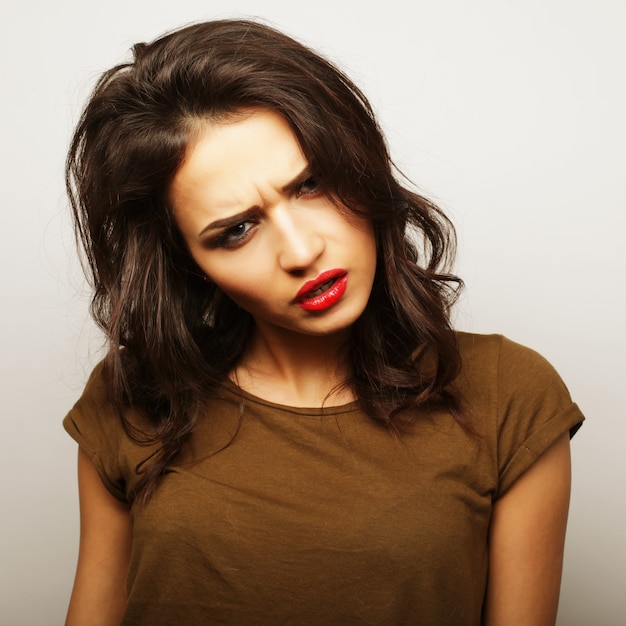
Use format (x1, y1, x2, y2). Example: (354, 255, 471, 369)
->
(170, 109, 377, 340)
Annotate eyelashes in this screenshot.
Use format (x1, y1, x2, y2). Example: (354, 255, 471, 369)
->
(295, 177, 320, 198)
(212, 220, 258, 249)
(209, 177, 322, 250)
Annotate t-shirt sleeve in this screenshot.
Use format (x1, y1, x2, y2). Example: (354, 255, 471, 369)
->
(495, 336, 584, 497)
(63, 363, 136, 503)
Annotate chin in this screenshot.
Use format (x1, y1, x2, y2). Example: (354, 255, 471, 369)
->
(300, 307, 364, 336)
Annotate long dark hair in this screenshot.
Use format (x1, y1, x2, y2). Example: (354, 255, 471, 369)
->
(67, 19, 464, 502)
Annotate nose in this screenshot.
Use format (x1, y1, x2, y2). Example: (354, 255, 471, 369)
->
(273, 206, 325, 273)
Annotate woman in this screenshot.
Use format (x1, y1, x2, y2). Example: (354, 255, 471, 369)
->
(63, 19, 584, 626)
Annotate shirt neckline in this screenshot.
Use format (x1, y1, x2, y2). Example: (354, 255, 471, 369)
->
(220, 378, 362, 417)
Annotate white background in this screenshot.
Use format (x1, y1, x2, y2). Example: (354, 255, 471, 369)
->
(1, 0, 624, 624)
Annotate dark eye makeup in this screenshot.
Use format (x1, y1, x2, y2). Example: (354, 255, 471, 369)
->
(296, 177, 320, 198)
(207, 175, 322, 250)
(211, 220, 258, 249)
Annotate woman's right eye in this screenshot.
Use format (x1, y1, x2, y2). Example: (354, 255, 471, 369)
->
(211, 221, 256, 249)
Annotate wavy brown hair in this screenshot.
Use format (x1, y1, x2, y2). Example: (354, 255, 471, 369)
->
(67, 19, 464, 502)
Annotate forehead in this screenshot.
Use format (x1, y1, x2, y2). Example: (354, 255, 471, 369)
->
(170, 109, 307, 209)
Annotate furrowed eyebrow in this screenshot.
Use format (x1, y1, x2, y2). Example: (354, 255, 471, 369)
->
(281, 166, 313, 195)
(199, 207, 260, 238)
(197, 166, 313, 238)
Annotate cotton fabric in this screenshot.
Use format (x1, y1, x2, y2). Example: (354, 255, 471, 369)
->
(64, 333, 584, 625)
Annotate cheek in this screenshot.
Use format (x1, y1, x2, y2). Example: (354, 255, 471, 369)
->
(359, 227, 378, 287)
(353, 220, 377, 262)
(205, 264, 275, 312)
(186, 237, 277, 313)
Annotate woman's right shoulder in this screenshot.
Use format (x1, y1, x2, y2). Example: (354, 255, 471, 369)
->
(65, 356, 141, 427)
(74, 359, 109, 402)
(65, 360, 114, 422)
(62, 359, 155, 503)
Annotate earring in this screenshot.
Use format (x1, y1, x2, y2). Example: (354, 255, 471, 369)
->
(192, 270, 211, 283)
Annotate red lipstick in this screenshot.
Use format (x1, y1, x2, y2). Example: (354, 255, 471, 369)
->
(294, 269, 348, 312)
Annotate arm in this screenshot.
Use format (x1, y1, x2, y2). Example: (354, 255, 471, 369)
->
(483, 433, 572, 626)
(66, 447, 133, 626)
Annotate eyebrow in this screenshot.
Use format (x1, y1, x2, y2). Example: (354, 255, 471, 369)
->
(198, 206, 260, 238)
(197, 166, 313, 238)
(282, 165, 312, 195)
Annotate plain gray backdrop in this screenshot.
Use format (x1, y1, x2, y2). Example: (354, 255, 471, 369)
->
(1, 0, 624, 623)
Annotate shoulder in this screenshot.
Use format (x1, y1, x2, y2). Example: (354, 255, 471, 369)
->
(69, 360, 110, 411)
(64, 361, 116, 435)
(455, 331, 572, 399)
(454, 332, 584, 495)
(65, 359, 152, 434)
(63, 360, 156, 503)
(456, 331, 553, 368)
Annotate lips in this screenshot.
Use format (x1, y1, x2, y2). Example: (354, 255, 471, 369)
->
(294, 269, 348, 312)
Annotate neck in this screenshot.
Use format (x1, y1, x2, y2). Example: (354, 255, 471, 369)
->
(232, 326, 354, 407)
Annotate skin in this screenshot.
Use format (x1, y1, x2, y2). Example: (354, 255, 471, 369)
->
(170, 109, 377, 406)
(484, 433, 572, 626)
(66, 108, 572, 625)
(66, 449, 132, 626)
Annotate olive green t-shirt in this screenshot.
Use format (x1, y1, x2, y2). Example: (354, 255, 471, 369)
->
(64, 333, 584, 625)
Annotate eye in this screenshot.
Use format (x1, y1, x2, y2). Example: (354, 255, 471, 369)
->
(295, 177, 321, 198)
(212, 220, 257, 249)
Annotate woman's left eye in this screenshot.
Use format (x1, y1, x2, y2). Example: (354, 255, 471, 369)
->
(296, 177, 321, 198)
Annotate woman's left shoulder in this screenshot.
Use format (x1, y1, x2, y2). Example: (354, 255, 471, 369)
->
(453, 331, 584, 495)
(455, 331, 572, 394)
(456, 333, 585, 492)
(452, 331, 585, 440)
